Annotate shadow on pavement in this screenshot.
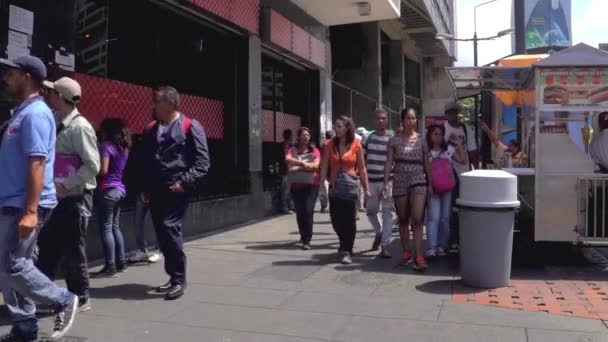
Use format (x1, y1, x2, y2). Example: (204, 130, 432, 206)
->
(415, 279, 459, 295)
(313, 221, 332, 225)
(89, 283, 163, 301)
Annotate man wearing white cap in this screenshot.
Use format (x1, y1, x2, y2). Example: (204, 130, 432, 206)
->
(37, 77, 100, 314)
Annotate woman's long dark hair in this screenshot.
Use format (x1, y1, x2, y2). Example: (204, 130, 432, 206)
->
(332, 115, 356, 148)
(426, 124, 447, 152)
(100, 118, 132, 151)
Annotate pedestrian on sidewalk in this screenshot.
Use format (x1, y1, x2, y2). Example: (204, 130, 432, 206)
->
(91, 118, 131, 278)
(318, 130, 334, 213)
(124, 135, 161, 264)
(141, 86, 210, 300)
(384, 108, 430, 271)
(37, 76, 100, 313)
(0, 56, 79, 342)
(425, 125, 465, 258)
(364, 110, 394, 258)
(285, 127, 321, 250)
(319, 116, 369, 265)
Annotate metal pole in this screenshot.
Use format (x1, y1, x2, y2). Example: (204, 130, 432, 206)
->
(473, 32, 478, 67)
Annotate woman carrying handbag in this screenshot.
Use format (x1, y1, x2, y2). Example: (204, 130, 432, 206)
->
(319, 116, 369, 264)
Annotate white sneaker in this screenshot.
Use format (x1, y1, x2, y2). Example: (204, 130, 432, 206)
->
(148, 251, 162, 263)
(129, 251, 150, 263)
(426, 249, 436, 257)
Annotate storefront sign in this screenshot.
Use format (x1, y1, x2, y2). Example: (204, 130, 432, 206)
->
(425, 116, 447, 128)
(539, 67, 608, 109)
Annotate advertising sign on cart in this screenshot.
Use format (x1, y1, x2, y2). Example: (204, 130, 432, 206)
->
(539, 67, 608, 111)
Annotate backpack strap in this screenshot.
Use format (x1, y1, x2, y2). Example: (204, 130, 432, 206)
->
(146, 115, 192, 134)
(182, 116, 192, 134)
(147, 120, 159, 131)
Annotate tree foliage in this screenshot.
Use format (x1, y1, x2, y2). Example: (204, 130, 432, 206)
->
(457, 97, 475, 125)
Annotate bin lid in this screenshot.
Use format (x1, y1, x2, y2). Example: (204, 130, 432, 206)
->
(457, 170, 520, 208)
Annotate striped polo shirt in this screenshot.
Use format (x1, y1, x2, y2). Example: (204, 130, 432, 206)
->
(364, 132, 392, 183)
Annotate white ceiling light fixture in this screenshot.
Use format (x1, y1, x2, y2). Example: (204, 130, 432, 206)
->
(357, 2, 371, 16)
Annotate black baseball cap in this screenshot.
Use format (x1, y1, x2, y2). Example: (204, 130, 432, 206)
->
(0, 55, 47, 81)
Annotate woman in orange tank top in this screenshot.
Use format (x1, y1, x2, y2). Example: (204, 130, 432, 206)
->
(319, 116, 369, 265)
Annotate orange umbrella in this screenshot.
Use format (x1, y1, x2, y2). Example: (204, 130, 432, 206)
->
(493, 54, 548, 106)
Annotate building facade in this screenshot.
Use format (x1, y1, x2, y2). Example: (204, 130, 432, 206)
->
(0, 0, 453, 259)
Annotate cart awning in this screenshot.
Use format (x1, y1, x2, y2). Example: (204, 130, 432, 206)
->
(447, 54, 546, 105)
(446, 66, 533, 92)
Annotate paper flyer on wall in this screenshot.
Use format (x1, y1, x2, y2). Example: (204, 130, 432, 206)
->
(8, 5, 34, 35)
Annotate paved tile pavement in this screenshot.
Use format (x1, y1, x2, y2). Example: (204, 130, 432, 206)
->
(1, 212, 607, 341)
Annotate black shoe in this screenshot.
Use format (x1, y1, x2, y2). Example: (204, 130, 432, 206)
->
(117, 264, 127, 273)
(90, 266, 117, 278)
(371, 234, 382, 251)
(155, 280, 173, 293)
(164, 284, 185, 300)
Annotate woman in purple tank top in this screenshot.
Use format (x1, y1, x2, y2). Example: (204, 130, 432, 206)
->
(92, 119, 131, 278)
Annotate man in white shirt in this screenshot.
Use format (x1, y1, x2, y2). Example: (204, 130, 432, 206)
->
(443, 107, 480, 175)
(590, 112, 608, 173)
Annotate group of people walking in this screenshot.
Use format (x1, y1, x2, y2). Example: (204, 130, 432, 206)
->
(285, 107, 479, 270)
(0, 55, 209, 342)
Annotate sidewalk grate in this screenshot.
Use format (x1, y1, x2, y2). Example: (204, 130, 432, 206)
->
(452, 280, 608, 320)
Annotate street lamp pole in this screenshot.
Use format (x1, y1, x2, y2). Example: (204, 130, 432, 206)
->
(472, 0, 496, 167)
(473, 0, 497, 67)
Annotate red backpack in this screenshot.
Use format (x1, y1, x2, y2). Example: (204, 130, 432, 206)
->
(147, 116, 192, 134)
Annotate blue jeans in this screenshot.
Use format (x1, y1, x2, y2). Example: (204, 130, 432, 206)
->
(0, 207, 74, 340)
(426, 192, 452, 250)
(291, 185, 319, 244)
(96, 188, 126, 269)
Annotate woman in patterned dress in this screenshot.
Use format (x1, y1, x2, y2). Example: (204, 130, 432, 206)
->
(383, 108, 431, 271)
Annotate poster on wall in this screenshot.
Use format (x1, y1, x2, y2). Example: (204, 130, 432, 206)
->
(524, 0, 571, 50)
(539, 67, 608, 110)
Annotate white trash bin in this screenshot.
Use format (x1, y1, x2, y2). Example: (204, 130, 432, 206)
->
(456, 170, 520, 289)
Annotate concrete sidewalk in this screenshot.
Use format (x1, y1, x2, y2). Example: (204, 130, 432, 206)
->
(2, 212, 607, 341)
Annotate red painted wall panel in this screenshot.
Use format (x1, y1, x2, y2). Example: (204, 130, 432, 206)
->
(262, 110, 275, 142)
(269, 9, 326, 69)
(275, 112, 301, 143)
(310, 36, 327, 68)
(75, 73, 224, 139)
(292, 24, 310, 60)
(270, 10, 292, 51)
(191, 0, 259, 34)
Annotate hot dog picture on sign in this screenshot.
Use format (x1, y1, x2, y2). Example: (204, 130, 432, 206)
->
(540, 68, 608, 108)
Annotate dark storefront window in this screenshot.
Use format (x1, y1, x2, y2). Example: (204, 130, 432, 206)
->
(405, 56, 421, 99)
(1, 0, 250, 203)
(261, 54, 316, 191)
(102, 0, 248, 201)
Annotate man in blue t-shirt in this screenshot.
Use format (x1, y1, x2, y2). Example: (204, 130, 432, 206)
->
(0, 56, 79, 341)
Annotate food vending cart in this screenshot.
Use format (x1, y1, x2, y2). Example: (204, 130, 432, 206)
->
(447, 43, 608, 247)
